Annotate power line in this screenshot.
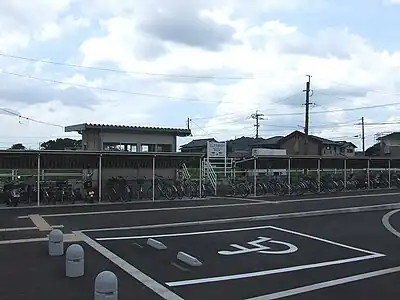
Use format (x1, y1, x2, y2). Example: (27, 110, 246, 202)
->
(4, 69, 400, 115)
(0, 107, 63, 128)
(0, 52, 256, 80)
(0, 70, 243, 104)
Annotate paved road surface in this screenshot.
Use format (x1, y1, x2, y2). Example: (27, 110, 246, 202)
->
(1, 190, 400, 299)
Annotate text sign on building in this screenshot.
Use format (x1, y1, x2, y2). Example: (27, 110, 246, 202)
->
(207, 141, 227, 158)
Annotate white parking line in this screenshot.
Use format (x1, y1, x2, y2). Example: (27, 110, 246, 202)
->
(18, 202, 263, 218)
(17, 191, 400, 219)
(75, 231, 184, 300)
(246, 266, 400, 299)
(166, 254, 383, 287)
(0, 225, 63, 232)
(82, 201, 400, 233)
(382, 209, 400, 238)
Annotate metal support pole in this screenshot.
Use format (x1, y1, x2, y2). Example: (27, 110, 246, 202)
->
(367, 159, 370, 189)
(37, 154, 41, 206)
(253, 158, 257, 197)
(224, 142, 227, 178)
(152, 155, 156, 201)
(199, 157, 202, 198)
(98, 154, 102, 203)
(317, 158, 321, 193)
(344, 159, 347, 190)
(388, 159, 391, 189)
(288, 158, 291, 194)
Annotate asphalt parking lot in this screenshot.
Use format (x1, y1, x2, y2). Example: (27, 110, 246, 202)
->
(2, 190, 400, 299)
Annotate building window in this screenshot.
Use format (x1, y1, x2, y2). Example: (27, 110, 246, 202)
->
(103, 143, 124, 151)
(141, 145, 149, 152)
(157, 144, 172, 152)
(346, 148, 354, 153)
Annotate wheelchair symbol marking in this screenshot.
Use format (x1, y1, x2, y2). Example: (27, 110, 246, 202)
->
(218, 237, 298, 256)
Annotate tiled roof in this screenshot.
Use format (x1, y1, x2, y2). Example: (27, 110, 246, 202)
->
(180, 138, 216, 148)
(65, 123, 191, 137)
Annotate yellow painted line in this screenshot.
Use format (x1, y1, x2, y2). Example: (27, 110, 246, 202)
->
(28, 214, 53, 231)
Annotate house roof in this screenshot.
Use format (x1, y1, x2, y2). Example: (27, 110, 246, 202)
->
(377, 132, 400, 141)
(280, 130, 357, 148)
(180, 138, 217, 149)
(65, 123, 191, 137)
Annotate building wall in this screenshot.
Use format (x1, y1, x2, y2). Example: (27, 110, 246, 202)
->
(280, 135, 320, 155)
(341, 145, 356, 157)
(82, 130, 177, 151)
(380, 136, 400, 156)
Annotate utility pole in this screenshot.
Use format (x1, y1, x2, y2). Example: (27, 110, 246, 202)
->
(303, 75, 312, 155)
(186, 118, 191, 131)
(361, 116, 365, 155)
(251, 111, 264, 139)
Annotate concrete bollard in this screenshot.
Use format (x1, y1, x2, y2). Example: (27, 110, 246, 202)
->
(48, 229, 64, 256)
(66, 244, 85, 278)
(95, 271, 118, 300)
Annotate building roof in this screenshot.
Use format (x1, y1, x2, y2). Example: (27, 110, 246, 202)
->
(180, 138, 217, 149)
(377, 132, 400, 141)
(280, 130, 357, 148)
(65, 123, 191, 137)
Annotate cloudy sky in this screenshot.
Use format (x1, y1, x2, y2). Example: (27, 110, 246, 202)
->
(1, 0, 400, 150)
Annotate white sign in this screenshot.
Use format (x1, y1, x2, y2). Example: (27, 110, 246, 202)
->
(207, 141, 226, 158)
(218, 236, 298, 256)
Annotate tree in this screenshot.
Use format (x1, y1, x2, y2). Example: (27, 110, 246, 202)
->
(9, 143, 26, 150)
(40, 138, 82, 150)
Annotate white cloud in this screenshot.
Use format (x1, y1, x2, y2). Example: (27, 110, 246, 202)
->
(0, 0, 400, 151)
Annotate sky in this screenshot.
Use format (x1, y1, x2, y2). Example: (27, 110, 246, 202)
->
(1, 0, 400, 150)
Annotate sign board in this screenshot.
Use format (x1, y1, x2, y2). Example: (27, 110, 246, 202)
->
(207, 141, 227, 158)
(252, 148, 287, 157)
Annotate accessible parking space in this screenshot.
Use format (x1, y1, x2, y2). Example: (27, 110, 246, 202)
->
(81, 209, 400, 299)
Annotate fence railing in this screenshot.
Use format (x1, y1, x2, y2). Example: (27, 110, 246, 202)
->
(203, 159, 217, 195)
(181, 163, 191, 180)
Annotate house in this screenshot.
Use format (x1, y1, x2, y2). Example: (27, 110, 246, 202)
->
(64, 123, 191, 152)
(180, 138, 216, 154)
(181, 137, 272, 158)
(377, 132, 400, 156)
(278, 130, 357, 156)
(365, 143, 380, 156)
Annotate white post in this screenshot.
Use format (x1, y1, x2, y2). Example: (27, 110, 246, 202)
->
(388, 159, 391, 189)
(199, 157, 202, 198)
(98, 154, 102, 203)
(224, 141, 227, 178)
(367, 159, 370, 189)
(317, 158, 321, 192)
(152, 155, 156, 201)
(253, 157, 257, 196)
(37, 154, 41, 206)
(288, 158, 291, 194)
(344, 159, 347, 190)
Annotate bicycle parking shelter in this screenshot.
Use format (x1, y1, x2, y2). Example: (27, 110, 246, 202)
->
(235, 155, 400, 196)
(0, 150, 204, 205)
